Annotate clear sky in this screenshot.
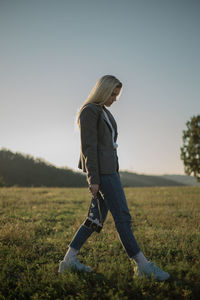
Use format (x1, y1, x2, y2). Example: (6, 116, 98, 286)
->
(0, 0, 199, 175)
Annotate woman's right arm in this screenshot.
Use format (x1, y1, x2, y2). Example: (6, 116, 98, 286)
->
(79, 105, 100, 193)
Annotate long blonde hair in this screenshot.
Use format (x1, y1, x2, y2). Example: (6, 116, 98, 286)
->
(77, 75, 122, 124)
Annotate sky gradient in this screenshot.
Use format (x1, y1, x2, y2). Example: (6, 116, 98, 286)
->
(0, 0, 200, 175)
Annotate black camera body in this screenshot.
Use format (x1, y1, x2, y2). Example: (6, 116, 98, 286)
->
(84, 193, 103, 233)
(84, 217, 103, 233)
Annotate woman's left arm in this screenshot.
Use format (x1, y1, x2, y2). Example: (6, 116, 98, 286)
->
(79, 105, 100, 186)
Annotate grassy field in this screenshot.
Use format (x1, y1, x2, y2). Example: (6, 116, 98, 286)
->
(0, 186, 200, 300)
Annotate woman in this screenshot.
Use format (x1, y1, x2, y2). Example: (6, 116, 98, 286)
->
(58, 75, 170, 281)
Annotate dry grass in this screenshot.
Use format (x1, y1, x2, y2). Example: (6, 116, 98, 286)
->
(0, 186, 200, 299)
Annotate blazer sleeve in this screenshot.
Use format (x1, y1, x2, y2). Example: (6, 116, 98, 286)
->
(79, 105, 100, 185)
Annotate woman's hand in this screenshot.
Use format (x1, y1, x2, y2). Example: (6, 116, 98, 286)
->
(89, 184, 99, 197)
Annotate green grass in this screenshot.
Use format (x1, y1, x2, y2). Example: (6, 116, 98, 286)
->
(0, 186, 200, 300)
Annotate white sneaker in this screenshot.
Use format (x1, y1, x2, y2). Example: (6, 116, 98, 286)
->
(58, 258, 92, 273)
(134, 261, 170, 281)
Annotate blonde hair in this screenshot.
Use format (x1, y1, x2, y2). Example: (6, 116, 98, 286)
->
(77, 75, 122, 124)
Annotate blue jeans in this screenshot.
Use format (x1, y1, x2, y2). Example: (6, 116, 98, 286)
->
(69, 172, 141, 258)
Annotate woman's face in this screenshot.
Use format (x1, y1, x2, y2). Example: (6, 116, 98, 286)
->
(104, 87, 121, 107)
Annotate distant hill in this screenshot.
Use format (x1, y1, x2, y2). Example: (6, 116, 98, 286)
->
(162, 174, 200, 186)
(0, 148, 199, 187)
(0, 148, 87, 187)
(119, 171, 185, 187)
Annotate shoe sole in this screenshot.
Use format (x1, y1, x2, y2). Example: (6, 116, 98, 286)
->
(58, 261, 92, 273)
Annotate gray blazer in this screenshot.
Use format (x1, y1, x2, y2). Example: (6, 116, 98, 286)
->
(78, 103, 119, 185)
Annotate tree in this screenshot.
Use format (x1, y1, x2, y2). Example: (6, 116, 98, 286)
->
(181, 115, 200, 181)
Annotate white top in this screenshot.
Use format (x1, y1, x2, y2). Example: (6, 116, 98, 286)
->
(102, 109, 118, 149)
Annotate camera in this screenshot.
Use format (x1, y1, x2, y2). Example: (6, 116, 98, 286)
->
(84, 193, 103, 233)
(84, 217, 103, 233)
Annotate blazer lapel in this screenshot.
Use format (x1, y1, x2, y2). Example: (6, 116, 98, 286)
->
(102, 112, 113, 132)
(102, 107, 118, 141)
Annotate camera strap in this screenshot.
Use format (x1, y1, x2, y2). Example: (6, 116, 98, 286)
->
(88, 192, 103, 226)
(96, 192, 103, 226)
